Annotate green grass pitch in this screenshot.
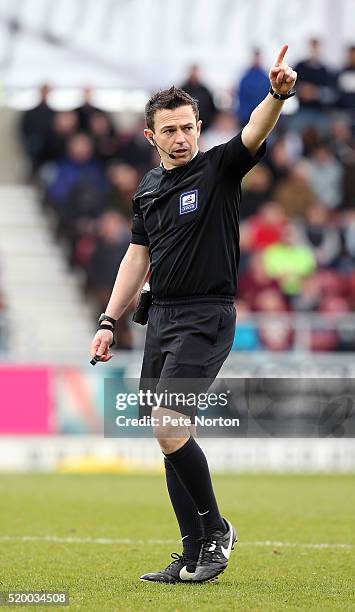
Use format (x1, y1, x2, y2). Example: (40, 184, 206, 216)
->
(0, 473, 354, 611)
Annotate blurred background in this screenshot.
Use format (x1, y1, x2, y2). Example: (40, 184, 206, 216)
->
(0, 0, 354, 472)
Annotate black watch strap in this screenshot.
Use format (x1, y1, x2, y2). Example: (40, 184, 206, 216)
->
(98, 313, 117, 327)
(269, 85, 296, 100)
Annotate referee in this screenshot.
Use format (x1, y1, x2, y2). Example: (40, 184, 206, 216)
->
(90, 45, 297, 583)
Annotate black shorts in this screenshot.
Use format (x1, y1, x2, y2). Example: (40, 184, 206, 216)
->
(139, 295, 236, 417)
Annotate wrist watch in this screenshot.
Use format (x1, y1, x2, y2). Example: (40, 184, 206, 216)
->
(98, 313, 117, 327)
(269, 85, 296, 100)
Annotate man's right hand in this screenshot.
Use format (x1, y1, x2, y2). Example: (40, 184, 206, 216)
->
(90, 329, 114, 363)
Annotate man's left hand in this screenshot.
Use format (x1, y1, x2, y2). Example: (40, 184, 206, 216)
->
(269, 44, 297, 94)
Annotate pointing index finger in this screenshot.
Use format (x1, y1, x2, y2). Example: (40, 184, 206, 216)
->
(275, 44, 288, 66)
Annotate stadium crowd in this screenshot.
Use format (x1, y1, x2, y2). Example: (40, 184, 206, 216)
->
(18, 40, 355, 351)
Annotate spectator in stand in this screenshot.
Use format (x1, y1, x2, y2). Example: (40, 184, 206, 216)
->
(263, 223, 316, 296)
(238, 252, 282, 309)
(253, 288, 294, 351)
(294, 269, 351, 331)
(317, 269, 348, 298)
(244, 201, 286, 251)
(41, 111, 79, 164)
(72, 218, 98, 271)
(240, 164, 273, 220)
(235, 49, 270, 127)
(272, 161, 316, 218)
(265, 137, 294, 182)
(85, 211, 132, 349)
(296, 203, 341, 267)
(291, 275, 322, 312)
(117, 119, 155, 176)
(47, 133, 106, 207)
(46, 133, 107, 244)
(201, 111, 238, 150)
(347, 272, 355, 310)
(105, 162, 139, 219)
(301, 126, 322, 157)
(19, 83, 55, 175)
(342, 211, 355, 258)
(335, 45, 355, 128)
(293, 39, 334, 133)
(335, 210, 355, 274)
(75, 86, 102, 131)
(180, 64, 217, 130)
(331, 119, 355, 164)
(305, 142, 343, 210)
(331, 119, 355, 209)
(88, 112, 121, 164)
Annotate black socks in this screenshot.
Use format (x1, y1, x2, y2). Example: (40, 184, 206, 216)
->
(164, 437, 225, 536)
(164, 458, 203, 564)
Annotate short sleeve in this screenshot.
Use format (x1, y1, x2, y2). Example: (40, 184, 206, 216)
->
(208, 131, 266, 183)
(131, 196, 149, 246)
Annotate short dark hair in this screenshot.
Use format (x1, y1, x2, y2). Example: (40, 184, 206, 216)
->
(145, 86, 199, 131)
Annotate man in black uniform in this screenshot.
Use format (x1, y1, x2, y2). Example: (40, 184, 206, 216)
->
(91, 45, 297, 584)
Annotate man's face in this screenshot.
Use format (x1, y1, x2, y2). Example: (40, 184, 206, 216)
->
(144, 105, 202, 169)
(309, 39, 321, 60)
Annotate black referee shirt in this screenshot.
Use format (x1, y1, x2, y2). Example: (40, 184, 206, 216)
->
(131, 131, 265, 299)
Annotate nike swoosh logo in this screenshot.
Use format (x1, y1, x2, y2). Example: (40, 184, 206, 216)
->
(221, 522, 236, 560)
(179, 566, 196, 581)
(197, 510, 209, 516)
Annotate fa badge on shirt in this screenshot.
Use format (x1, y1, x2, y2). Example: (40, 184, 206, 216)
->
(179, 190, 198, 215)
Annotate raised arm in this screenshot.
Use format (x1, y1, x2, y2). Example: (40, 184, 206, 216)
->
(242, 44, 297, 155)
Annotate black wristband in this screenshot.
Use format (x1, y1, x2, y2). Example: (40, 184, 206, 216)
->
(269, 85, 296, 100)
(98, 313, 117, 327)
(97, 323, 115, 348)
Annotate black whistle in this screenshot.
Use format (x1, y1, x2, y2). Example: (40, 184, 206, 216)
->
(90, 355, 101, 366)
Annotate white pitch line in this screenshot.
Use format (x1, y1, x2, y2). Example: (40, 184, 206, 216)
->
(243, 540, 353, 550)
(0, 536, 352, 549)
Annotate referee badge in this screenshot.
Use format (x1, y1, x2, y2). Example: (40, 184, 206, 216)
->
(179, 190, 198, 215)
